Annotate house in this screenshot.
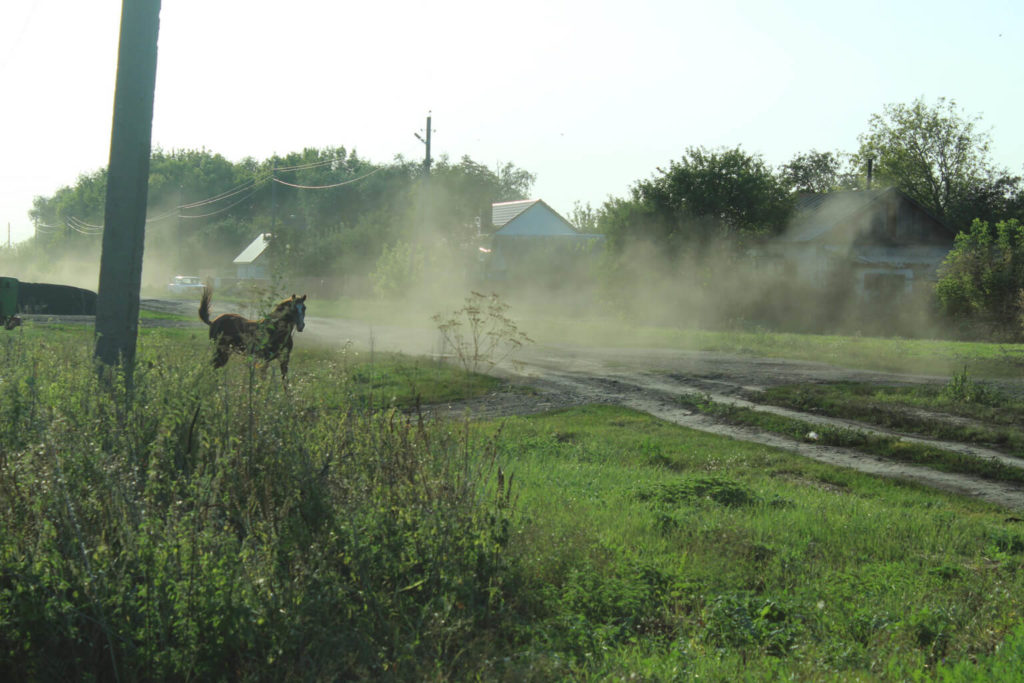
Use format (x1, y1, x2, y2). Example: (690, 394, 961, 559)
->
(760, 188, 955, 301)
(484, 199, 604, 280)
(233, 233, 272, 280)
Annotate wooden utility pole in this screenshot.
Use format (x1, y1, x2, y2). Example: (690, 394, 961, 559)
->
(414, 113, 433, 175)
(271, 159, 278, 234)
(94, 0, 162, 376)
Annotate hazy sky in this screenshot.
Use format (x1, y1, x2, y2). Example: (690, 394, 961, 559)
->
(1, 0, 1021, 245)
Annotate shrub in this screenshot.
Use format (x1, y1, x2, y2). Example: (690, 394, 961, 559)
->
(936, 218, 1024, 338)
(433, 291, 533, 374)
(0, 332, 519, 680)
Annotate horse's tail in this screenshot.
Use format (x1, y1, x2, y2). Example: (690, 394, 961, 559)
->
(199, 285, 213, 326)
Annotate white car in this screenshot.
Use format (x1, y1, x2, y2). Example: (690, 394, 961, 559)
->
(166, 275, 205, 294)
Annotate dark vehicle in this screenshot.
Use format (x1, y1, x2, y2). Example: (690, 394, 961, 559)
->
(0, 277, 20, 329)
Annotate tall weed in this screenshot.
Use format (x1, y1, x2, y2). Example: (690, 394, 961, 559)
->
(0, 331, 518, 680)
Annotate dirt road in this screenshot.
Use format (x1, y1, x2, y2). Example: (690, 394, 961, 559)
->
(301, 314, 1024, 511)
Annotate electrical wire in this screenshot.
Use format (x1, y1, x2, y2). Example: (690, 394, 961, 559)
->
(178, 175, 270, 209)
(272, 168, 380, 190)
(64, 220, 102, 235)
(28, 159, 377, 237)
(64, 217, 104, 234)
(66, 216, 104, 230)
(274, 157, 344, 173)
(145, 207, 180, 223)
(179, 187, 258, 219)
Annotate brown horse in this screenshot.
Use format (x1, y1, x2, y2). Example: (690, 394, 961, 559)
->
(199, 286, 307, 380)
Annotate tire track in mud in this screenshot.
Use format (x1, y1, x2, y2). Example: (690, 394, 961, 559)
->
(435, 365, 1024, 511)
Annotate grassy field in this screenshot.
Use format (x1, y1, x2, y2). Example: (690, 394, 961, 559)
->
(316, 294, 1024, 379)
(2, 322, 1024, 680)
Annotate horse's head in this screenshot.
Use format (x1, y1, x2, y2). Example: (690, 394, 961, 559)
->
(271, 294, 307, 331)
(290, 294, 307, 332)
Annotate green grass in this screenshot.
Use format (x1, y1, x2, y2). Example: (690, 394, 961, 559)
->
(525, 316, 1024, 378)
(755, 375, 1024, 455)
(0, 326, 515, 680)
(487, 405, 1024, 680)
(675, 392, 1024, 485)
(139, 308, 191, 322)
(4, 324, 1024, 679)
(309, 294, 1024, 379)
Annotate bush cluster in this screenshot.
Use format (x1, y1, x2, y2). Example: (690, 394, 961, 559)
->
(0, 333, 517, 680)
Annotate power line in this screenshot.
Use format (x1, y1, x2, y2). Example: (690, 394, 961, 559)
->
(30, 158, 378, 236)
(64, 219, 102, 235)
(179, 187, 258, 219)
(271, 168, 380, 190)
(178, 175, 269, 209)
(274, 157, 344, 173)
(67, 216, 104, 230)
(145, 207, 181, 223)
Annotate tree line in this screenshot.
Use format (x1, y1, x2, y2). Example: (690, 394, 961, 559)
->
(593, 97, 1023, 254)
(21, 147, 535, 284)
(11, 97, 1024, 337)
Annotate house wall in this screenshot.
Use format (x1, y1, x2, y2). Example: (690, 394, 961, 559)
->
(857, 193, 950, 247)
(485, 234, 604, 282)
(764, 192, 953, 300)
(236, 263, 268, 279)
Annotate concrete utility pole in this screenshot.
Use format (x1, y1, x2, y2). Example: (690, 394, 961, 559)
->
(94, 0, 162, 377)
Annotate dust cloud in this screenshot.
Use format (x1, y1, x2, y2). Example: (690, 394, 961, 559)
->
(354, 209, 947, 346)
(0, 190, 949, 345)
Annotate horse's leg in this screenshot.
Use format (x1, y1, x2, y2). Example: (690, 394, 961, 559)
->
(212, 343, 231, 369)
(279, 338, 293, 386)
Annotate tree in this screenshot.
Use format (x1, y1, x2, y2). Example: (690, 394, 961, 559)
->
(27, 144, 537, 282)
(935, 218, 1024, 336)
(427, 156, 536, 244)
(569, 201, 599, 233)
(856, 97, 1022, 231)
(779, 150, 859, 193)
(600, 146, 793, 253)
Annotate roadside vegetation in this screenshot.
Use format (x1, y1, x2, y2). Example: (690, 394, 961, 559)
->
(676, 391, 1024, 486)
(3, 323, 1024, 679)
(0, 325, 509, 680)
(754, 371, 1024, 451)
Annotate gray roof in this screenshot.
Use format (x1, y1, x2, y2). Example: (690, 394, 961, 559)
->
(233, 233, 271, 264)
(491, 199, 579, 236)
(783, 188, 952, 244)
(784, 190, 887, 243)
(492, 199, 539, 228)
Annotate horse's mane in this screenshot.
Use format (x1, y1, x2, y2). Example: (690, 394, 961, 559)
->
(272, 297, 296, 313)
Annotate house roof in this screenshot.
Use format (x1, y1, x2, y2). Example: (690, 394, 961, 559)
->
(233, 233, 271, 264)
(492, 199, 540, 228)
(783, 188, 951, 243)
(491, 199, 579, 236)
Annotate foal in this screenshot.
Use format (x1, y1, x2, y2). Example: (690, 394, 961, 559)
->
(199, 286, 307, 380)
